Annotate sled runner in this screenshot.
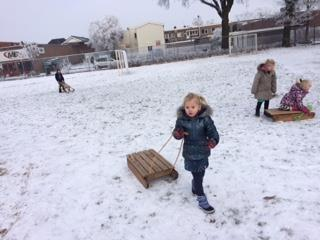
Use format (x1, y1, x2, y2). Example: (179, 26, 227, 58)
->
(127, 136, 181, 188)
(264, 109, 315, 122)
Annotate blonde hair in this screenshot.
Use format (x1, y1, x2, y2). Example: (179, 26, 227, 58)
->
(183, 93, 208, 109)
(265, 59, 275, 65)
(298, 79, 312, 90)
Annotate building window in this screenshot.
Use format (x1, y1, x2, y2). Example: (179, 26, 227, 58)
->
(38, 47, 45, 54)
(134, 33, 137, 39)
(148, 46, 153, 51)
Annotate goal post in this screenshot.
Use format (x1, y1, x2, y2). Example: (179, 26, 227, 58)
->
(114, 50, 129, 74)
(229, 33, 258, 55)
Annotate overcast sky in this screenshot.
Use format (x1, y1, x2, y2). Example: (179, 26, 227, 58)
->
(1, 0, 280, 43)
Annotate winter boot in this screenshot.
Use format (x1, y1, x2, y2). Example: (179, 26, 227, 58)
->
(197, 195, 215, 214)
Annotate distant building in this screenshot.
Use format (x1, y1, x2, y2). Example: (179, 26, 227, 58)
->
(122, 23, 165, 51)
(0, 35, 94, 77)
(230, 10, 320, 46)
(164, 24, 220, 46)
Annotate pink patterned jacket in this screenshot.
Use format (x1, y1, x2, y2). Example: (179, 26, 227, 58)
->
(280, 83, 309, 113)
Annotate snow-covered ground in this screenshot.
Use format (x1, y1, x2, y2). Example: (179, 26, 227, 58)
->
(0, 46, 319, 240)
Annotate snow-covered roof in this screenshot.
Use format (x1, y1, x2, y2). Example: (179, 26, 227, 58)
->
(62, 36, 89, 45)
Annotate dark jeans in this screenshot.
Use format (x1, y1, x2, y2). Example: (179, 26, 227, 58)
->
(192, 170, 205, 196)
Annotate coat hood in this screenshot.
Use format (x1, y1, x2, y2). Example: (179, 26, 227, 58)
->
(257, 63, 265, 71)
(177, 104, 213, 119)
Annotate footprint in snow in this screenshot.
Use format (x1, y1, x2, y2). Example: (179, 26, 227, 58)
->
(0, 168, 8, 176)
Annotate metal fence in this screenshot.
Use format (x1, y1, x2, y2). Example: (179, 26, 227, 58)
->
(1, 26, 320, 81)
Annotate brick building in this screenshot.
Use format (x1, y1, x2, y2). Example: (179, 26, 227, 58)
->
(164, 24, 220, 46)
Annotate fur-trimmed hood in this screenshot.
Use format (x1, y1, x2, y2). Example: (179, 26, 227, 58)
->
(257, 63, 265, 71)
(177, 104, 213, 119)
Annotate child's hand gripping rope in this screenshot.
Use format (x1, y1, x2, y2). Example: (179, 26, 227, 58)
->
(173, 129, 189, 140)
(208, 139, 217, 149)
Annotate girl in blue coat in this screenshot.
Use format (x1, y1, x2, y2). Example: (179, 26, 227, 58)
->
(173, 93, 219, 214)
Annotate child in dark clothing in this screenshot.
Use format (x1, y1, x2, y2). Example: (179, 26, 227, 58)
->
(55, 69, 65, 93)
(173, 93, 219, 214)
(55, 69, 74, 93)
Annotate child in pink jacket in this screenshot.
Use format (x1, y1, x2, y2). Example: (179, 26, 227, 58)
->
(279, 79, 314, 116)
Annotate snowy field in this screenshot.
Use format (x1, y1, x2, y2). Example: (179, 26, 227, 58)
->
(0, 46, 320, 240)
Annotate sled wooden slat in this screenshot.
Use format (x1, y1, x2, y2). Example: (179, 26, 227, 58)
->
(139, 151, 163, 172)
(127, 155, 149, 178)
(128, 160, 149, 188)
(132, 153, 155, 174)
(143, 150, 168, 171)
(264, 109, 315, 122)
(127, 149, 178, 189)
(149, 149, 173, 169)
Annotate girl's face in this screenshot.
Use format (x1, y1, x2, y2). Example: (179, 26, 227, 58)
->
(265, 63, 273, 72)
(302, 82, 312, 92)
(184, 98, 201, 118)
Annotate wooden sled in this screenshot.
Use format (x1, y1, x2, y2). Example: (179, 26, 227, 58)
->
(59, 82, 75, 93)
(264, 109, 315, 122)
(127, 149, 179, 188)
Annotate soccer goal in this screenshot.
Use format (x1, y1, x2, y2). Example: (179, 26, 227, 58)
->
(114, 50, 129, 75)
(229, 33, 258, 55)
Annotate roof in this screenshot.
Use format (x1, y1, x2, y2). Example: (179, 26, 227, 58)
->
(48, 38, 66, 44)
(0, 41, 21, 49)
(128, 22, 164, 30)
(62, 36, 89, 45)
(230, 26, 284, 36)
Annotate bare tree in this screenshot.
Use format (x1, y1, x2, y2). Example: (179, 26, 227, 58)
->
(24, 43, 40, 59)
(279, 0, 319, 46)
(192, 15, 204, 26)
(299, 0, 320, 42)
(158, 0, 244, 49)
(280, 0, 299, 47)
(89, 16, 124, 51)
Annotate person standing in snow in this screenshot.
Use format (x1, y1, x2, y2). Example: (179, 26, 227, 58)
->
(55, 69, 65, 93)
(173, 93, 219, 214)
(251, 59, 277, 117)
(279, 79, 314, 116)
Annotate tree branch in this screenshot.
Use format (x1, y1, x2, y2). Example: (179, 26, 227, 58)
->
(226, 0, 234, 12)
(200, 0, 222, 17)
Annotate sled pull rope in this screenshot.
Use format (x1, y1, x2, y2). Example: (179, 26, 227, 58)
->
(158, 134, 173, 154)
(172, 139, 184, 169)
(158, 133, 184, 169)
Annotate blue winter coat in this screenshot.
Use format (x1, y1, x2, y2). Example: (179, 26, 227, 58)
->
(173, 105, 219, 171)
